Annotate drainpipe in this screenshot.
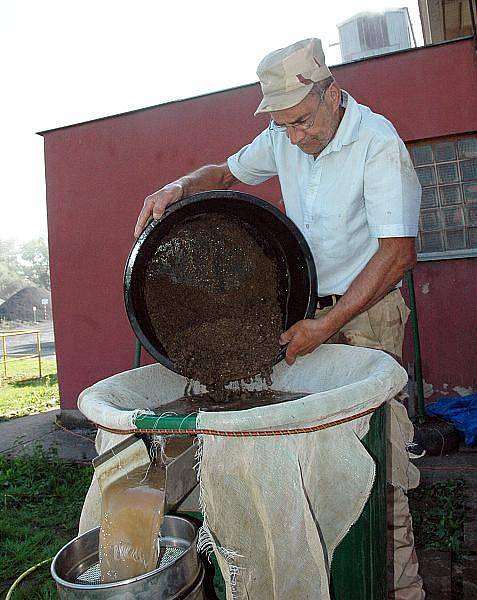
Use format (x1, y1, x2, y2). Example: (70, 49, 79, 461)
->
(135, 339, 142, 368)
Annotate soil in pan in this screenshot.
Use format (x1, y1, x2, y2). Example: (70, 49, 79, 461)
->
(144, 213, 283, 396)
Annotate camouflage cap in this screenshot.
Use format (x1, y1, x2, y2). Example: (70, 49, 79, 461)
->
(255, 38, 332, 115)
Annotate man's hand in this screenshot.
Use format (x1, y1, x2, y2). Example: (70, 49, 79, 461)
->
(134, 182, 184, 238)
(134, 162, 237, 238)
(279, 317, 336, 365)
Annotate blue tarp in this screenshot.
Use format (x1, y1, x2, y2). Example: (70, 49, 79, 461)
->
(426, 394, 477, 446)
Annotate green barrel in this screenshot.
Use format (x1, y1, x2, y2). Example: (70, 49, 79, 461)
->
(330, 404, 387, 600)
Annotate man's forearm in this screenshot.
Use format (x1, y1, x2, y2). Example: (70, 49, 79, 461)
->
(279, 237, 416, 365)
(322, 237, 416, 334)
(176, 163, 238, 197)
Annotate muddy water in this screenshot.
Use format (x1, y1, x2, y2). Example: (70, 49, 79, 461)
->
(99, 463, 166, 583)
(159, 389, 307, 414)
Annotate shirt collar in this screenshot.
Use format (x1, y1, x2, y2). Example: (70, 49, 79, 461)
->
(321, 90, 362, 156)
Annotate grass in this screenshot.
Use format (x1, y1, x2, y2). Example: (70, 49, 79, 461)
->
(0, 358, 59, 421)
(0, 446, 93, 599)
(408, 479, 465, 555)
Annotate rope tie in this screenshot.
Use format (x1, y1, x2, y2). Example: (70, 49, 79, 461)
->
(96, 404, 381, 437)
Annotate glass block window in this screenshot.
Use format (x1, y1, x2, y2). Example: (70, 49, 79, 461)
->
(421, 187, 439, 209)
(409, 135, 477, 256)
(434, 142, 456, 162)
(439, 185, 461, 206)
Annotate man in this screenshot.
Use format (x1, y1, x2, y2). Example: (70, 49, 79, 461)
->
(135, 38, 424, 599)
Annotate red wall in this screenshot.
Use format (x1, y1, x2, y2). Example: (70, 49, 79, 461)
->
(402, 260, 477, 396)
(42, 39, 477, 411)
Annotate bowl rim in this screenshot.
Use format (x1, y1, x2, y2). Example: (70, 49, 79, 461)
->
(50, 514, 199, 590)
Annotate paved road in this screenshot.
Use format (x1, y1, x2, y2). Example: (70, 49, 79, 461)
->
(0, 321, 56, 358)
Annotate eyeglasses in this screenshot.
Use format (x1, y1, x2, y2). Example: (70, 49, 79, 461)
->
(269, 86, 329, 133)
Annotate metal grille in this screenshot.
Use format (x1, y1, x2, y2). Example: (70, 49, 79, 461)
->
(75, 545, 185, 585)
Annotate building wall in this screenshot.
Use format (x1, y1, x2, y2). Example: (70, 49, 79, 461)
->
(42, 38, 477, 414)
(402, 259, 477, 397)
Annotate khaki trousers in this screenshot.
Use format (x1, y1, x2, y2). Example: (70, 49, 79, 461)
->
(316, 290, 425, 600)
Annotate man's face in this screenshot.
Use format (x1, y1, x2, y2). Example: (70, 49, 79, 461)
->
(270, 83, 342, 156)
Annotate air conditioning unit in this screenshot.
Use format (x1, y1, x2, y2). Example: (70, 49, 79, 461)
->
(338, 9, 412, 62)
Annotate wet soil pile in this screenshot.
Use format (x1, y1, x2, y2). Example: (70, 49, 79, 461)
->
(144, 214, 283, 393)
(0, 287, 52, 322)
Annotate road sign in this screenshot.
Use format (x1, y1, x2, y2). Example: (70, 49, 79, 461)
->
(41, 298, 49, 305)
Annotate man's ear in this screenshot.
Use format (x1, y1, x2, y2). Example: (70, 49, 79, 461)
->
(328, 83, 341, 111)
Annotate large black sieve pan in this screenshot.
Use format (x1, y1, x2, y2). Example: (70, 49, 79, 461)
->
(124, 190, 317, 375)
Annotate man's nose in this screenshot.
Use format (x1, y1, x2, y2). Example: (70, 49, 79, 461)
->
(287, 127, 306, 145)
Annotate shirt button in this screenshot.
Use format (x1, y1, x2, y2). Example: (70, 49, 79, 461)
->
(306, 224, 310, 229)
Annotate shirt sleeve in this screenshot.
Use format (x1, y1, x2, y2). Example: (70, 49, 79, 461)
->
(227, 128, 278, 185)
(364, 132, 422, 238)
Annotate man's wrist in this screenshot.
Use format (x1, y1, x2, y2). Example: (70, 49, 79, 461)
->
(173, 180, 185, 198)
(316, 305, 349, 338)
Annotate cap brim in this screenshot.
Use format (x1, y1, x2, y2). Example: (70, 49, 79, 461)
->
(254, 84, 313, 116)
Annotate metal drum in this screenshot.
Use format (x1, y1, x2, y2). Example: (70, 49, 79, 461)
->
(51, 514, 204, 599)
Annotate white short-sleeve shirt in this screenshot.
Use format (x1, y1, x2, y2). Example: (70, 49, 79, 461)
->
(227, 92, 422, 296)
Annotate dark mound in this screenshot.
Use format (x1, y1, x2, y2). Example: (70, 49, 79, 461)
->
(0, 287, 52, 322)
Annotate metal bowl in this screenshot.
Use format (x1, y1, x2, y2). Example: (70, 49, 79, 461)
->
(51, 514, 203, 599)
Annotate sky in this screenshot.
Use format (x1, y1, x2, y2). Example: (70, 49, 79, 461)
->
(1, 0, 423, 243)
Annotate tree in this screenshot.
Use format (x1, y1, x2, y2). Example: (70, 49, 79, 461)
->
(0, 238, 21, 272)
(20, 237, 50, 290)
(0, 263, 27, 300)
(0, 239, 27, 299)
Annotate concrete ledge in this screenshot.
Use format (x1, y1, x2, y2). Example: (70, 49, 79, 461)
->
(0, 409, 96, 462)
(0, 409, 60, 454)
(59, 408, 91, 428)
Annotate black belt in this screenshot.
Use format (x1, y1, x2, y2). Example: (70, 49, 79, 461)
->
(316, 288, 397, 310)
(316, 294, 341, 309)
